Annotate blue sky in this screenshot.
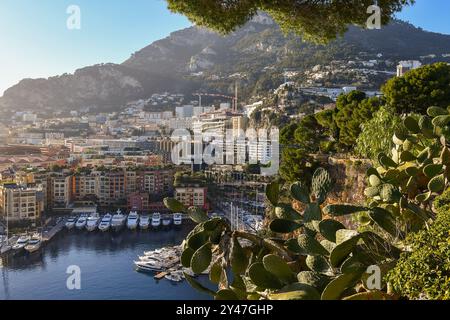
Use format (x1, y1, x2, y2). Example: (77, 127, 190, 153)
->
(0, 0, 449, 95)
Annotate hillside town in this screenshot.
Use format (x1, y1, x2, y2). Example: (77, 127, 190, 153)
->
(0, 59, 425, 228)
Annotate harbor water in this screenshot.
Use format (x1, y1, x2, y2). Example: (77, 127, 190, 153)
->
(0, 225, 213, 300)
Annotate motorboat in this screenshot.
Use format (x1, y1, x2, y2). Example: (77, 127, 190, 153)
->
(98, 214, 112, 232)
(139, 215, 150, 230)
(12, 235, 31, 250)
(165, 272, 184, 282)
(24, 235, 42, 253)
(183, 268, 197, 278)
(65, 216, 78, 230)
(127, 210, 139, 230)
(75, 214, 88, 230)
(86, 213, 101, 232)
(138, 255, 164, 262)
(151, 213, 161, 229)
(134, 260, 164, 272)
(173, 213, 182, 226)
(111, 210, 127, 231)
(162, 217, 172, 228)
(0, 240, 12, 254)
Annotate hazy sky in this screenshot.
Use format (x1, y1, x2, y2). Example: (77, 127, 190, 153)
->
(1, 0, 450, 96)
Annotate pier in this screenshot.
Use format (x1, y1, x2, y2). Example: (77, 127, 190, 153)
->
(42, 219, 66, 242)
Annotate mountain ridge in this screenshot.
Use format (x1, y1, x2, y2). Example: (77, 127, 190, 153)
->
(2, 17, 450, 115)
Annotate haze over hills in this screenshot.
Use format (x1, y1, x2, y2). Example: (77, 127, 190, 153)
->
(2, 15, 450, 115)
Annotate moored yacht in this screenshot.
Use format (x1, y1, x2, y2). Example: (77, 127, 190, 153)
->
(65, 216, 78, 230)
(12, 235, 31, 250)
(151, 213, 161, 229)
(134, 259, 164, 272)
(75, 214, 88, 230)
(127, 210, 139, 230)
(86, 213, 101, 232)
(173, 213, 183, 226)
(139, 215, 150, 230)
(0, 240, 12, 254)
(98, 213, 112, 232)
(111, 210, 127, 231)
(24, 234, 42, 253)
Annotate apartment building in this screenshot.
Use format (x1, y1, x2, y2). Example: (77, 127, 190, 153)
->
(0, 183, 44, 221)
(174, 187, 208, 210)
(127, 192, 150, 211)
(137, 170, 174, 195)
(49, 174, 72, 208)
(97, 170, 127, 207)
(72, 173, 99, 200)
(16, 171, 50, 209)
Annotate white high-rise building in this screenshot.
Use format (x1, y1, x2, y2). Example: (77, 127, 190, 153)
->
(397, 60, 422, 77)
(176, 105, 194, 119)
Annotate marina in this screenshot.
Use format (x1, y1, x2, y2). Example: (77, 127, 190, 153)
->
(1, 211, 188, 259)
(0, 223, 213, 300)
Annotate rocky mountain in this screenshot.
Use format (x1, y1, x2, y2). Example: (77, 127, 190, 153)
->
(0, 63, 197, 114)
(2, 15, 450, 115)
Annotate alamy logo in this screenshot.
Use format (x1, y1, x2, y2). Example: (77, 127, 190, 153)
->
(66, 265, 81, 290)
(66, 5, 81, 30)
(365, 265, 382, 290)
(367, 5, 381, 30)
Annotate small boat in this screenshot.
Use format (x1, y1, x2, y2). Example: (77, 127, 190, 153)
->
(162, 217, 172, 228)
(151, 213, 161, 229)
(24, 235, 42, 253)
(86, 213, 101, 232)
(98, 214, 112, 232)
(165, 272, 183, 282)
(138, 255, 164, 262)
(12, 235, 31, 250)
(127, 210, 139, 230)
(139, 215, 150, 230)
(0, 242, 12, 254)
(173, 213, 183, 226)
(75, 214, 88, 230)
(65, 216, 78, 230)
(111, 210, 127, 231)
(183, 268, 197, 278)
(134, 260, 164, 272)
(154, 272, 168, 280)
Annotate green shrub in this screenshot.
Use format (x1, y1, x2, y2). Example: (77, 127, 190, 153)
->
(386, 195, 450, 300)
(433, 187, 450, 211)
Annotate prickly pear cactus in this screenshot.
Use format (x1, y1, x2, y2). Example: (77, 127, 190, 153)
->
(164, 168, 399, 300)
(359, 109, 450, 235)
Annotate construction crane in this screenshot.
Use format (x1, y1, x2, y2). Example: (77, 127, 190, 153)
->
(194, 82, 239, 112)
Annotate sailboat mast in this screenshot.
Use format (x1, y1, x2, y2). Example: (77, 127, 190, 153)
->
(5, 203, 8, 246)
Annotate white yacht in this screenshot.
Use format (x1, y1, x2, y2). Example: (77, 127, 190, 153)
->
(12, 235, 31, 250)
(75, 214, 88, 230)
(173, 213, 183, 226)
(134, 259, 164, 272)
(139, 215, 150, 230)
(65, 216, 78, 230)
(151, 213, 161, 229)
(86, 213, 101, 232)
(24, 235, 41, 253)
(165, 272, 184, 282)
(127, 210, 139, 230)
(111, 210, 127, 231)
(98, 214, 112, 232)
(0, 241, 12, 254)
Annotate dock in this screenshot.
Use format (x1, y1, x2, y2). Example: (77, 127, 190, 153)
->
(154, 271, 168, 280)
(42, 219, 66, 242)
